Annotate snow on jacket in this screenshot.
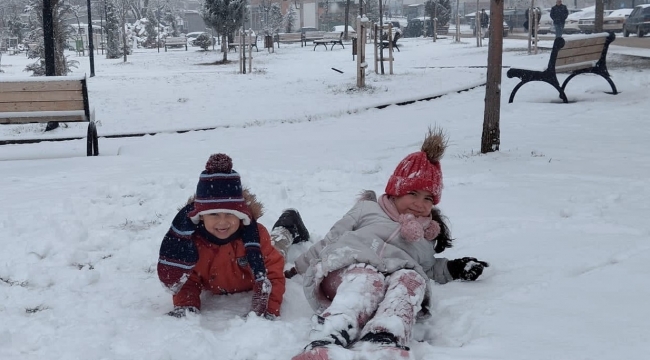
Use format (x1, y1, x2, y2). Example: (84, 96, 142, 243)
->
(172, 222, 286, 316)
(294, 197, 454, 314)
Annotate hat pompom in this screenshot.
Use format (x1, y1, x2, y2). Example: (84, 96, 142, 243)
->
(421, 126, 448, 163)
(423, 221, 441, 241)
(205, 154, 233, 174)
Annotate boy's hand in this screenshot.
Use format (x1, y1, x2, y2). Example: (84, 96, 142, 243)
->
(447, 257, 490, 281)
(284, 267, 298, 279)
(167, 306, 199, 318)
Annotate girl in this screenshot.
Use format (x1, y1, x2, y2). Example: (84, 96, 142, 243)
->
(288, 128, 489, 360)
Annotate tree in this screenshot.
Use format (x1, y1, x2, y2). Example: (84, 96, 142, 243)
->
(24, 0, 78, 76)
(267, 3, 283, 36)
(194, 32, 212, 50)
(481, 0, 504, 154)
(425, 0, 451, 27)
(284, 5, 296, 33)
(202, 0, 246, 62)
(106, 0, 123, 59)
(144, 9, 158, 48)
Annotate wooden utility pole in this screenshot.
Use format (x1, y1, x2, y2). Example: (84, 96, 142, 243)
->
(481, 0, 503, 154)
(594, 0, 604, 33)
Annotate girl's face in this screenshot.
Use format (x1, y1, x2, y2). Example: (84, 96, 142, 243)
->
(200, 212, 241, 239)
(393, 190, 435, 217)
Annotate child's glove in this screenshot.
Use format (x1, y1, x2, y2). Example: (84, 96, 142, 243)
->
(284, 267, 298, 279)
(167, 306, 199, 318)
(447, 257, 490, 281)
(251, 277, 272, 316)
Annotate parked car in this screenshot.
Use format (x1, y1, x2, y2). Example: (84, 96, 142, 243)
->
(298, 27, 318, 34)
(623, 4, 650, 37)
(539, 7, 584, 34)
(577, 9, 614, 33)
(185, 32, 204, 46)
(331, 25, 356, 36)
(559, 8, 593, 34)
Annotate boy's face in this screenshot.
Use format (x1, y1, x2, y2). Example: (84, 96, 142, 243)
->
(201, 212, 241, 239)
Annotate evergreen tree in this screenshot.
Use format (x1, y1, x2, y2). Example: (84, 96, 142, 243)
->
(425, 0, 451, 27)
(284, 5, 296, 33)
(24, 0, 78, 76)
(163, 11, 179, 37)
(144, 10, 159, 48)
(106, 0, 122, 59)
(268, 3, 283, 36)
(202, 0, 246, 62)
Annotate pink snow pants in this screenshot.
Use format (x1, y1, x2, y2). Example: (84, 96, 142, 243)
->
(316, 264, 427, 346)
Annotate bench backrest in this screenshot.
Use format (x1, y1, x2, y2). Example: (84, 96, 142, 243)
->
(323, 31, 343, 40)
(304, 31, 326, 40)
(0, 77, 89, 124)
(278, 33, 303, 41)
(165, 37, 187, 44)
(231, 35, 257, 45)
(550, 33, 614, 73)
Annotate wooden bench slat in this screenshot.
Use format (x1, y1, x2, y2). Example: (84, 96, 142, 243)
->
(0, 90, 84, 103)
(0, 81, 83, 92)
(0, 100, 85, 113)
(557, 44, 606, 59)
(555, 61, 598, 73)
(555, 52, 602, 67)
(0, 110, 87, 124)
(560, 36, 607, 50)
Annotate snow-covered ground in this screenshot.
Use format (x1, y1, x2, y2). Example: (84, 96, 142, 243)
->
(1, 36, 649, 360)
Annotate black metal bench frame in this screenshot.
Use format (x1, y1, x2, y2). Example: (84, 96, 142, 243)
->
(507, 32, 618, 103)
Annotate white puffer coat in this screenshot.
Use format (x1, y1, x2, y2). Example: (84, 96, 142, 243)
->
(294, 197, 454, 314)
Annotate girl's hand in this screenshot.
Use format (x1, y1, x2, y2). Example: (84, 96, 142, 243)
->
(447, 257, 490, 281)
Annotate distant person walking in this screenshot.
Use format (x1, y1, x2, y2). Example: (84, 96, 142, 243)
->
(550, 0, 569, 38)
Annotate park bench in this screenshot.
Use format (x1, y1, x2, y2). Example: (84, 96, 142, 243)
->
(228, 34, 259, 52)
(507, 32, 617, 103)
(164, 37, 187, 51)
(275, 33, 304, 47)
(313, 32, 344, 51)
(379, 32, 401, 52)
(304, 31, 326, 44)
(0, 76, 99, 156)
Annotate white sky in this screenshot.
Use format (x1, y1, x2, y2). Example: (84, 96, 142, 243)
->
(1, 32, 649, 360)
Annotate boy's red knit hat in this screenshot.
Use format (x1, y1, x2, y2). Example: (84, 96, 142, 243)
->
(385, 127, 447, 205)
(187, 153, 252, 225)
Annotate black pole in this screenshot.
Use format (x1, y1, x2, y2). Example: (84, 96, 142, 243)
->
(86, 0, 95, 77)
(43, 0, 55, 76)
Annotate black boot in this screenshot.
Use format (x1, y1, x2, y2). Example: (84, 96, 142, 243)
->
(272, 209, 309, 244)
(358, 332, 409, 351)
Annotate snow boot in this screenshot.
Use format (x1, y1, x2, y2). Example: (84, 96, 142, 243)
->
(351, 332, 413, 360)
(272, 209, 310, 244)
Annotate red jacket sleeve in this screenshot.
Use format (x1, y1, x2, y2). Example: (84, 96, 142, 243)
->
(258, 223, 286, 316)
(172, 270, 203, 309)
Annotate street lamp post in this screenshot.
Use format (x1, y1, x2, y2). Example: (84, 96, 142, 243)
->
(86, 0, 95, 77)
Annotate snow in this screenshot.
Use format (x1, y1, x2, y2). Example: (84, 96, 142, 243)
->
(1, 37, 649, 360)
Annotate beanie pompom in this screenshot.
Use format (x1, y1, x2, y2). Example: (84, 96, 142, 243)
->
(205, 154, 233, 174)
(421, 126, 448, 164)
(399, 214, 424, 242)
(423, 221, 441, 241)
